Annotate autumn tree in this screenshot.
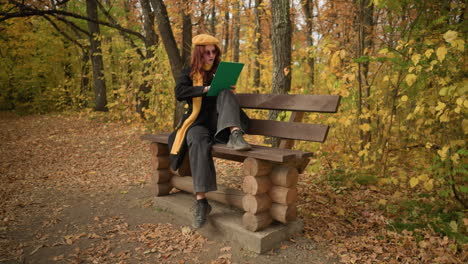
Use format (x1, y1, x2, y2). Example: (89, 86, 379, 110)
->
(301, 0, 315, 87)
(232, 0, 241, 62)
(86, 0, 108, 111)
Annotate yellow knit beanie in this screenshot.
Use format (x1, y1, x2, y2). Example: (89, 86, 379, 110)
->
(192, 34, 220, 46)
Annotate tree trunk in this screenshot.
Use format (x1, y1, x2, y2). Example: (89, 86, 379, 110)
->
(210, 0, 216, 34)
(86, 0, 108, 111)
(223, 9, 230, 55)
(137, 0, 160, 118)
(177, 0, 193, 127)
(356, 0, 374, 163)
(150, 0, 183, 81)
(301, 0, 315, 87)
(253, 0, 263, 88)
(181, 0, 192, 67)
(150, 0, 184, 128)
(232, 0, 241, 62)
(103, 1, 118, 97)
(80, 48, 91, 107)
(268, 0, 292, 146)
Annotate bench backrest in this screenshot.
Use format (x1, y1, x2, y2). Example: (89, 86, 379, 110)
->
(236, 94, 341, 146)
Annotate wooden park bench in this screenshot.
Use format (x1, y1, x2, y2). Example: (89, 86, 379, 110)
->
(141, 93, 340, 232)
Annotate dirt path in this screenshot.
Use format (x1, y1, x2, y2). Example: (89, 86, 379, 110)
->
(0, 112, 331, 264)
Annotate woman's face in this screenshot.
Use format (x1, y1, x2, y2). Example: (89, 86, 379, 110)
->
(203, 45, 217, 65)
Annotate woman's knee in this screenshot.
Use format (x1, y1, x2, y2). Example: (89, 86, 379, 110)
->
(218, 89, 234, 97)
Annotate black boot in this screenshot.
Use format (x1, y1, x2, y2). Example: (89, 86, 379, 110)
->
(193, 198, 212, 228)
(227, 130, 252, 151)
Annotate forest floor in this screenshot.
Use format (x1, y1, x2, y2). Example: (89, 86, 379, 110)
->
(0, 112, 465, 264)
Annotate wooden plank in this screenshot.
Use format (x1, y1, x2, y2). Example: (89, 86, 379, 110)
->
(141, 134, 313, 162)
(236, 94, 341, 113)
(278, 111, 304, 149)
(247, 119, 329, 143)
(140, 133, 170, 144)
(213, 144, 297, 162)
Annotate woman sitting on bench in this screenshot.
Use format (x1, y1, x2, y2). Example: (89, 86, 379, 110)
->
(168, 34, 251, 228)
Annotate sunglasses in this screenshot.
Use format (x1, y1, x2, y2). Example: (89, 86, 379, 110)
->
(205, 49, 217, 56)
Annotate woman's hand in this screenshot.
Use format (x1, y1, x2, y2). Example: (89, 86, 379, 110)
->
(230, 85, 236, 94)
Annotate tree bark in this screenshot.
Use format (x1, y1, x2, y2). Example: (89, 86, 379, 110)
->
(355, 0, 374, 163)
(137, 0, 160, 118)
(150, 0, 183, 81)
(181, 0, 192, 68)
(232, 0, 241, 62)
(223, 8, 230, 55)
(150, 0, 185, 128)
(301, 0, 315, 87)
(210, 0, 216, 34)
(268, 0, 292, 146)
(86, 0, 108, 111)
(253, 0, 263, 87)
(80, 48, 91, 107)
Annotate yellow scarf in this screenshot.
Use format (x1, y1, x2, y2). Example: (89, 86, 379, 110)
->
(170, 64, 213, 155)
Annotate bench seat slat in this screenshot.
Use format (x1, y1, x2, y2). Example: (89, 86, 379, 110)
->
(140, 134, 312, 163)
(236, 94, 340, 113)
(247, 119, 329, 142)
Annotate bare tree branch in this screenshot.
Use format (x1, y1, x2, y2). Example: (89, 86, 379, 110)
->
(43, 15, 85, 50)
(2, 0, 145, 40)
(53, 15, 90, 38)
(95, 0, 144, 60)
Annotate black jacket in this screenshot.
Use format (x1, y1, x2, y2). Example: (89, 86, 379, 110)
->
(168, 68, 217, 170)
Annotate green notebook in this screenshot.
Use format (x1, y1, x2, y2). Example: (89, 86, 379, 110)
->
(206, 61, 244, 96)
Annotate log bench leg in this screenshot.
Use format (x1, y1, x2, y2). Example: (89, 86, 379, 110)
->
(150, 143, 173, 196)
(242, 158, 300, 231)
(268, 165, 299, 223)
(241, 158, 273, 231)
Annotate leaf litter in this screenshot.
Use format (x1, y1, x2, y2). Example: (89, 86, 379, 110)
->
(0, 112, 465, 263)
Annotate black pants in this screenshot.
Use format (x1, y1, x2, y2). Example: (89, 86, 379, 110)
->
(186, 90, 248, 193)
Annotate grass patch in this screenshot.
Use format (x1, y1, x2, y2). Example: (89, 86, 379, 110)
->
(386, 198, 467, 245)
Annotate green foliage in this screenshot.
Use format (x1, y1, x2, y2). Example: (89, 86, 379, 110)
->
(387, 198, 467, 245)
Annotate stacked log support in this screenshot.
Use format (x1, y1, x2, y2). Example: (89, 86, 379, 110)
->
(241, 158, 273, 231)
(268, 165, 299, 223)
(150, 143, 173, 196)
(241, 158, 300, 230)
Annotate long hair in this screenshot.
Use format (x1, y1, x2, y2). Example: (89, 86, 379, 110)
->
(190, 45, 221, 82)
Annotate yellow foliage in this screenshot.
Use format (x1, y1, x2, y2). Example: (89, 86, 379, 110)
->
(330, 51, 341, 68)
(424, 49, 434, 58)
(451, 153, 460, 165)
(462, 119, 468, 134)
(439, 112, 450, 122)
(410, 177, 419, 188)
(411, 54, 421, 65)
(359, 123, 371, 132)
(436, 46, 447, 62)
(401, 95, 408, 102)
(405, 74, 417, 86)
(451, 39, 465, 51)
(423, 179, 434, 191)
(443, 30, 458, 43)
(339, 49, 347, 59)
(358, 149, 368, 157)
(418, 174, 429, 181)
(378, 48, 388, 54)
(435, 101, 446, 112)
(437, 145, 450, 160)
